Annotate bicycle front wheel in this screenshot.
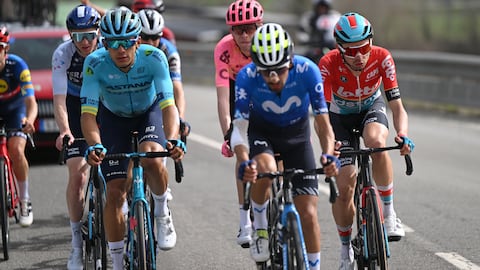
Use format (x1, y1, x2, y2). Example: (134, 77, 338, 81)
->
(0, 158, 10, 260)
(365, 189, 388, 270)
(94, 186, 107, 269)
(285, 212, 307, 270)
(132, 201, 156, 270)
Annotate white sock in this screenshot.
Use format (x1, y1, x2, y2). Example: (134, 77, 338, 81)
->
(17, 179, 29, 201)
(251, 200, 268, 230)
(308, 252, 321, 270)
(239, 204, 252, 228)
(108, 240, 124, 270)
(70, 221, 83, 249)
(152, 191, 169, 217)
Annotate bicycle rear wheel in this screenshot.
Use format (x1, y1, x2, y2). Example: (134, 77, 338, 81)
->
(365, 189, 388, 270)
(285, 212, 307, 270)
(0, 158, 10, 260)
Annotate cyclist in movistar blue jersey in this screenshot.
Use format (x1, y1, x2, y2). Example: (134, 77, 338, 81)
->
(232, 23, 339, 270)
(80, 8, 185, 270)
(52, 5, 101, 269)
(0, 25, 38, 228)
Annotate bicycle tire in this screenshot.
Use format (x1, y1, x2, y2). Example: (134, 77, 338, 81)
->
(285, 212, 307, 270)
(365, 189, 388, 270)
(0, 158, 9, 260)
(268, 180, 282, 270)
(94, 183, 107, 269)
(134, 201, 149, 270)
(84, 186, 94, 270)
(353, 177, 367, 269)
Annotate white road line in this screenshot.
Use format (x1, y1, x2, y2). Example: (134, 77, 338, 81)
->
(191, 132, 479, 270)
(436, 252, 480, 270)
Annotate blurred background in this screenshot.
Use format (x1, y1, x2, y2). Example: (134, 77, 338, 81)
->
(1, 0, 479, 55)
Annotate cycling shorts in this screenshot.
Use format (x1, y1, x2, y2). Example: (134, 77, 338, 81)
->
(65, 95, 88, 159)
(329, 97, 389, 167)
(248, 115, 319, 197)
(0, 106, 27, 139)
(99, 99, 166, 182)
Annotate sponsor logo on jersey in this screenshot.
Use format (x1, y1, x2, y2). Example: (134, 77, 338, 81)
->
(0, 79, 7, 93)
(85, 67, 94, 76)
(253, 140, 268, 147)
(261, 96, 301, 114)
(105, 81, 149, 90)
(382, 55, 396, 81)
(19, 70, 31, 82)
(235, 87, 248, 101)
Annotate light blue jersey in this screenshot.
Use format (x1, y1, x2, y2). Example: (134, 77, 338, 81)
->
(80, 44, 174, 118)
(234, 55, 328, 127)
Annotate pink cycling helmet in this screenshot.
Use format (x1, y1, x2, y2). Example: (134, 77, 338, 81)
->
(225, 0, 264, 26)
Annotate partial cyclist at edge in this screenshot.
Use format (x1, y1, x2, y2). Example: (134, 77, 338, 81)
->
(80, 0, 177, 45)
(299, 0, 341, 63)
(51, 5, 101, 270)
(233, 23, 339, 270)
(80, 8, 185, 270)
(0, 25, 38, 228)
(318, 12, 415, 270)
(213, 0, 264, 249)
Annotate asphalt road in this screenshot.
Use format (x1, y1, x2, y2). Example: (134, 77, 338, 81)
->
(1, 84, 479, 269)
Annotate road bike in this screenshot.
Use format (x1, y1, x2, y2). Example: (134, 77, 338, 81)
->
(0, 117, 34, 261)
(339, 129, 413, 270)
(244, 158, 339, 270)
(59, 135, 108, 270)
(102, 131, 183, 270)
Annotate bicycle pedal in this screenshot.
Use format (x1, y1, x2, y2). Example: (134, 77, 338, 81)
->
(240, 242, 250, 248)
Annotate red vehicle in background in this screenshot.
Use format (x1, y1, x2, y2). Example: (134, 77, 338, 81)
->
(8, 26, 69, 149)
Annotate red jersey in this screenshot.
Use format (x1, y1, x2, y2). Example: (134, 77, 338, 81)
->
(319, 46, 398, 114)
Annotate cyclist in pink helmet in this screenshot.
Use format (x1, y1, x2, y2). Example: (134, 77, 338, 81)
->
(213, 0, 263, 248)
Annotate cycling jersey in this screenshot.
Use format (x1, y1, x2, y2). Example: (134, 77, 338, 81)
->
(319, 46, 399, 114)
(80, 44, 174, 118)
(235, 55, 329, 127)
(158, 37, 181, 82)
(0, 54, 34, 114)
(52, 40, 103, 97)
(162, 26, 175, 45)
(214, 34, 252, 88)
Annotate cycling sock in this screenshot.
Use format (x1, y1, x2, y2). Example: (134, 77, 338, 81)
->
(108, 240, 124, 270)
(238, 204, 252, 228)
(251, 200, 268, 230)
(337, 224, 352, 245)
(308, 252, 321, 270)
(152, 191, 169, 217)
(70, 221, 83, 249)
(17, 179, 30, 201)
(377, 183, 394, 217)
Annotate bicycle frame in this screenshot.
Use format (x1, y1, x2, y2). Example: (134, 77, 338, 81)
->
(103, 132, 183, 270)
(340, 129, 413, 269)
(0, 124, 19, 220)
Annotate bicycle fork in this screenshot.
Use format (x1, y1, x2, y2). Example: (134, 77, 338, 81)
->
(280, 204, 309, 270)
(360, 186, 391, 260)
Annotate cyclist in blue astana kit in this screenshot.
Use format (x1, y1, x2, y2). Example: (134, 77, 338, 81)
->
(233, 23, 339, 270)
(80, 8, 186, 270)
(52, 5, 101, 269)
(0, 25, 38, 228)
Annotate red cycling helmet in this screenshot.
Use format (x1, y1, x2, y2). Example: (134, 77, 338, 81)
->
(132, 0, 165, 13)
(0, 26, 9, 43)
(226, 0, 264, 26)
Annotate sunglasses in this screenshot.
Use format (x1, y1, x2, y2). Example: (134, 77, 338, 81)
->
(258, 66, 289, 78)
(0, 42, 7, 51)
(338, 40, 372, 58)
(71, 31, 98, 42)
(231, 24, 257, 35)
(104, 38, 138, 50)
(140, 34, 161, 41)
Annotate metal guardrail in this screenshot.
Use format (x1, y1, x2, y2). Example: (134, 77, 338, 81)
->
(178, 41, 480, 114)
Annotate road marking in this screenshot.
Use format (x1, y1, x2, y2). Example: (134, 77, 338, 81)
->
(191, 132, 479, 269)
(436, 252, 480, 270)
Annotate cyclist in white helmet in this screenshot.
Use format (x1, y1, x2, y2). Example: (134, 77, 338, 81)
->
(234, 23, 339, 269)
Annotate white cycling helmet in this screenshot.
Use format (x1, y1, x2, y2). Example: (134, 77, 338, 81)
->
(138, 8, 164, 36)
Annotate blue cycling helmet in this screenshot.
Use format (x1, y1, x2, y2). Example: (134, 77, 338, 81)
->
(100, 8, 142, 39)
(334, 12, 373, 43)
(66, 5, 100, 30)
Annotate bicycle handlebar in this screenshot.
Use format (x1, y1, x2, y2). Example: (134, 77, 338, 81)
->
(242, 167, 339, 211)
(339, 143, 414, 176)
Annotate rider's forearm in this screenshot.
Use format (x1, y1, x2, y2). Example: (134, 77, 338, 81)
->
(173, 80, 186, 119)
(216, 86, 231, 136)
(25, 96, 38, 124)
(80, 113, 101, 146)
(53, 95, 70, 134)
(162, 105, 180, 140)
(315, 114, 336, 155)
